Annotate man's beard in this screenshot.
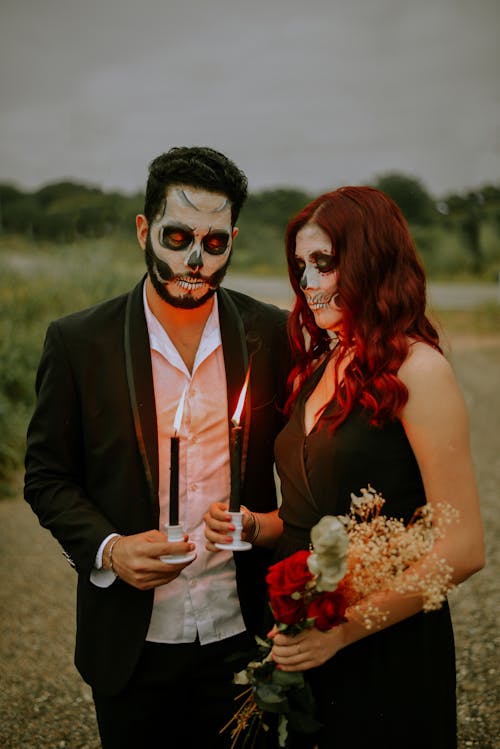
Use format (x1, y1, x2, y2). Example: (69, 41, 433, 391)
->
(144, 235, 231, 309)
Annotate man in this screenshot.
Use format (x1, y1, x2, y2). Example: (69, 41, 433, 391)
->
(24, 146, 289, 748)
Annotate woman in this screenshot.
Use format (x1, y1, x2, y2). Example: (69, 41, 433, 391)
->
(205, 187, 484, 748)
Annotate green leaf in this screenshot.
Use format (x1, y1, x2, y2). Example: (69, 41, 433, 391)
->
(255, 634, 272, 650)
(272, 669, 305, 688)
(278, 714, 289, 747)
(254, 684, 289, 713)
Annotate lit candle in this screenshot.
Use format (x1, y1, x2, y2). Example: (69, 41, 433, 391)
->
(169, 386, 188, 526)
(229, 367, 251, 512)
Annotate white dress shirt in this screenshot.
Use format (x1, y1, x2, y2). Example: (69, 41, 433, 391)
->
(91, 285, 245, 645)
(146, 289, 246, 644)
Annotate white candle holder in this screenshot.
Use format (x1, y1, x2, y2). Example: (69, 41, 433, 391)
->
(214, 511, 252, 552)
(160, 524, 197, 564)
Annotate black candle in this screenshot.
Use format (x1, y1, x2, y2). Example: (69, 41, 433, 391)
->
(169, 386, 187, 527)
(169, 435, 180, 525)
(229, 424, 242, 512)
(228, 366, 251, 513)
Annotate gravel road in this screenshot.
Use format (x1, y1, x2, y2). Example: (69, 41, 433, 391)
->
(223, 276, 500, 311)
(1, 336, 499, 749)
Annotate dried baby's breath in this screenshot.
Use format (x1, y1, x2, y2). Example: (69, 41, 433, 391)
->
(343, 486, 457, 628)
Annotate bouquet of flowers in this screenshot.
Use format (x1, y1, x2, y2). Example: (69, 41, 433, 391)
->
(220, 486, 458, 748)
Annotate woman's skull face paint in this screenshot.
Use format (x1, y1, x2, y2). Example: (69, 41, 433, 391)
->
(144, 186, 235, 309)
(294, 223, 343, 332)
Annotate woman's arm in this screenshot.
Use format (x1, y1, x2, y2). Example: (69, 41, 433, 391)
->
(271, 343, 485, 671)
(397, 341, 485, 582)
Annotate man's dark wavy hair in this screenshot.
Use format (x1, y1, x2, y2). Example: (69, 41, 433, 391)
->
(143, 146, 248, 225)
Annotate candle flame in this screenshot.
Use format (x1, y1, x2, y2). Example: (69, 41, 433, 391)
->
(173, 385, 188, 435)
(232, 365, 251, 426)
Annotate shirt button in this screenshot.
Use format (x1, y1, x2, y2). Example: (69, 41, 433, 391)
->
(190, 484, 198, 492)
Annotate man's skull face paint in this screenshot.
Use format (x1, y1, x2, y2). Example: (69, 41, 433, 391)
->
(294, 222, 343, 332)
(145, 186, 235, 309)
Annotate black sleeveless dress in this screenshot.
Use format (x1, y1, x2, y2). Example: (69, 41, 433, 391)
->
(273, 360, 457, 749)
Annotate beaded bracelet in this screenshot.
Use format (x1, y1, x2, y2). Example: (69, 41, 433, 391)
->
(107, 535, 122, 573)
(250, 513, 261, 544)
(240, 507, 260, 544)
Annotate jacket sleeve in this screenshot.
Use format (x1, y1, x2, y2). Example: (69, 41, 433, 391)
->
(24, 321, 118, 574)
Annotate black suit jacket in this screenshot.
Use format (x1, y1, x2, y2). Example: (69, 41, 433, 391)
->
(24, 278, 290, 695)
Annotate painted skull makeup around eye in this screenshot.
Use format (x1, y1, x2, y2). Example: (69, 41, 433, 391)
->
(294, 251, 337, 288)
(143, 186, 235, 309)
(294, 222, 343, 332)
(293, 222, 337, 292)
(159, 226, 231, 256)
(151, 188, 233, 272)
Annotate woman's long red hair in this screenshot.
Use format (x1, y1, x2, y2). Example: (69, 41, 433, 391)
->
(285, 186, 441, 427)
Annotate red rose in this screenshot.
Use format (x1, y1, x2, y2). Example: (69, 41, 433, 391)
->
(268, 592, 305, 625)
(306, 591, 347, 631)
(266, 550, 313, 597)
(266, 551, 314, 626)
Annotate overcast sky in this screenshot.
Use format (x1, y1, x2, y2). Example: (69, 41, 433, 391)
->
(1, 0, 498, 198)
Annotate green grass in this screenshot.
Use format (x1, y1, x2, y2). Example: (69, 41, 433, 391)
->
(1, 233, 499, 494)
(0, 234, 144, 494)
(432, 303, 500, 335)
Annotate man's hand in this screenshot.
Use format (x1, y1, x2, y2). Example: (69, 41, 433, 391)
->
(103, 530, 196, 590)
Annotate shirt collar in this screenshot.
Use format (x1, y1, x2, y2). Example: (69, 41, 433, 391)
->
(143, 282, 222, 377)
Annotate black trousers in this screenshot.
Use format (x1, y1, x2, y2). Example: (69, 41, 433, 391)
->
(92, 632, 260, 749)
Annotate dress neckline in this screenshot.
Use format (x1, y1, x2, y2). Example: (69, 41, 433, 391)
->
(302, 354, 335, 437)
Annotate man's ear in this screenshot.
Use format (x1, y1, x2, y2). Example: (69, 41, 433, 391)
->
(232, 227, 239, 240)
(136, 215, 149, 250)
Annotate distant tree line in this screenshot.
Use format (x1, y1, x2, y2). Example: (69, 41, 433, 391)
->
(0, 181, 142, 241)
(1, 173, 499, 275)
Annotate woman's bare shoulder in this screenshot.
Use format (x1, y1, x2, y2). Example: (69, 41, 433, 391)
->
(398, 340, 466, 424)
(398, 340, 453, 387)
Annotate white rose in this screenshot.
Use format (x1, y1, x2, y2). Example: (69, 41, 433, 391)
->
(233, 669, 250, 685)
(307, 516, 349, 592)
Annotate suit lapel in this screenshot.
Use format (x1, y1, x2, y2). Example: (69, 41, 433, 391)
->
(218, 288, 251, 486)
(124, 280, 159, 521)
(123, 283, 251, 519)
(218, 288, 248, 417)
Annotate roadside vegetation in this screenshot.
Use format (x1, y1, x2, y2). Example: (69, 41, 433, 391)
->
(1, 173, 499, 492)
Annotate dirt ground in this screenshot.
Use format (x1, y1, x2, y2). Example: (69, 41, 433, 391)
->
(0, 334, 499, 749)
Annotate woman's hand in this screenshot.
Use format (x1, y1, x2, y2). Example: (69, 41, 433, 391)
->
(205, 504, 283, 551)
(204, 502, 233, 551)
(268, 624, 345, 672)
(204, 502, 255, 551)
